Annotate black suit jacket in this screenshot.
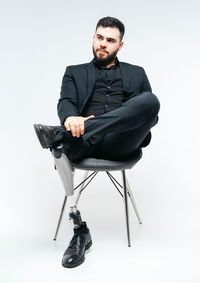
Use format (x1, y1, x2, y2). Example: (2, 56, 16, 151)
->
(57, 59, 152, 125)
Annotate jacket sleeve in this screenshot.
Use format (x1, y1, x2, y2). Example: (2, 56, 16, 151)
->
(141, 68, 152, 93)
(57, 67, 79, 125)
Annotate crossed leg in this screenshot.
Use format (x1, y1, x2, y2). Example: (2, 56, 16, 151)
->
(89, 117, 158, 160)
(71, 91, 160, 160)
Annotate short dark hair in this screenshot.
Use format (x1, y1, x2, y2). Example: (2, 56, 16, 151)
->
(95, 16, 125, 42)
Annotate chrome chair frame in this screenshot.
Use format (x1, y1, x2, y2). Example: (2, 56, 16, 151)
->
(53, 167, 142, 247)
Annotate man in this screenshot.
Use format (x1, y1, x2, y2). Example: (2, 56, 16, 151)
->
(34, 16, 160, 268)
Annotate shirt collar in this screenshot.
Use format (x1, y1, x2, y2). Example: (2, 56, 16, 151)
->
(93, 57, 119, 70)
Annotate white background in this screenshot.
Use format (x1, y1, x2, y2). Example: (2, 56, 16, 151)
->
(1, 0, 200, 282)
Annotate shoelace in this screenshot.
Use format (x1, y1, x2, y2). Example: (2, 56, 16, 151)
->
(54, 128, 69, 137)
(67, 234, 85, 250)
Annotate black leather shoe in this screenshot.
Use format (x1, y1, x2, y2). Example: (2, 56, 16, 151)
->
(62, 222, 92, 268)
(33, 124, 71, 149)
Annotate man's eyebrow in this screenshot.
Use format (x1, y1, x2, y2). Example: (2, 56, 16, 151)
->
(96, 33, 116, 41)
(107, 37, 116, 41)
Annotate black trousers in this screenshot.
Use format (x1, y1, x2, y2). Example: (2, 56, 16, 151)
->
(68, 91, 160, 161)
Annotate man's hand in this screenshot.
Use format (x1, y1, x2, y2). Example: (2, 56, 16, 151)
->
(64, 115, 95, 138)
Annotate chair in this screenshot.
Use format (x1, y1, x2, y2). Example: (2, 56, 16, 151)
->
(52, 146, 143, 247)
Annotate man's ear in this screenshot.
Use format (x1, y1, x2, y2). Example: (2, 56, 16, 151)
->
(119, 41, 124, 51)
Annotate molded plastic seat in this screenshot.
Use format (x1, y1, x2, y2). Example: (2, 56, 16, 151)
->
(71, 148, 142, 171)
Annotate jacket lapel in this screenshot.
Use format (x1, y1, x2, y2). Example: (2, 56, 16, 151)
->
(86, 60, 95, 97)
(119, 62, 131, 92)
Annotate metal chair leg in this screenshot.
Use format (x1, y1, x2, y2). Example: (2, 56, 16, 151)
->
(54, 168, 140, 246)
(126, 177, 142, 224)
(53, 195, 67, 241)
(75, 171, 89, 205)
(122, 170, 131, 247)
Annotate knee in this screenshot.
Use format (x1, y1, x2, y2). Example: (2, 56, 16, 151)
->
(138, 91, 160, 117)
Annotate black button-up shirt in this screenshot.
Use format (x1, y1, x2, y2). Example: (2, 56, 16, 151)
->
(82, 57, 124, 117)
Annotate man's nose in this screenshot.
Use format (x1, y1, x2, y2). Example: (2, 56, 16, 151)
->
(100, 39, 107, 48)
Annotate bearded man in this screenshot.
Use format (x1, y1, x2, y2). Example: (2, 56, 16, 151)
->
(34, 16, 160, 268)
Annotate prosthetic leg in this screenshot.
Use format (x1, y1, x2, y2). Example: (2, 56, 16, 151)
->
(51, 145, 84, 230)
(51, 144, 92, 268)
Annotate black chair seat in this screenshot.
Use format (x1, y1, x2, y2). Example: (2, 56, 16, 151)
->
(71, 149, 143, 171)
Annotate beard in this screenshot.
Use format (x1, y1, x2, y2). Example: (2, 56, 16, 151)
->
(92, 46, 118, 66)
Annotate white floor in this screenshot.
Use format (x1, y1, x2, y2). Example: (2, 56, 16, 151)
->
(1, 158, 200, 283)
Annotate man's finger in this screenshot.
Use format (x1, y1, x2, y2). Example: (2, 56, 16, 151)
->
(65, 121, 70, 131)
(79, 122, 84, 135)
(64, 117, 72, 131)
(73, 120, 80, 137)
(75, 125, 80, 137)
(69, 124, 76, 137)
(83, 115, 95, 121)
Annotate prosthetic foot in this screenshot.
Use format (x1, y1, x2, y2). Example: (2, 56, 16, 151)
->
(69, 206, 83, 228)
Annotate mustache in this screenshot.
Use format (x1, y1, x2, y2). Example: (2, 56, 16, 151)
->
(97, 49, 108, 53)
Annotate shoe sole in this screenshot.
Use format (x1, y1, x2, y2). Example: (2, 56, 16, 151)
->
(61, 240, 92, 268)
(33, 124, 48, 149)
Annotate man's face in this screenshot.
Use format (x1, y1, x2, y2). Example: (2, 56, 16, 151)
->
(92, 26, 123, 66)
